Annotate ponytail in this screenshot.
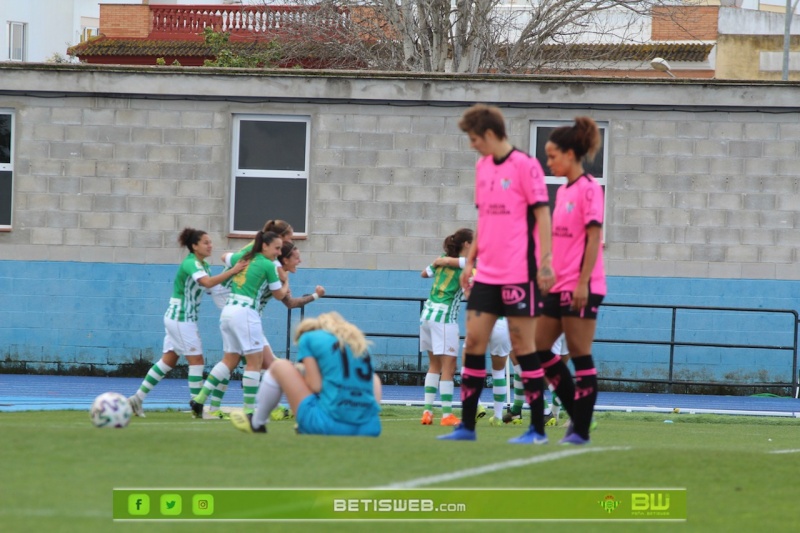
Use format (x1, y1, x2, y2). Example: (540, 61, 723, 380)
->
(443, 227, 474, 258)
(178, 227, 207, 253)
(244, 230, 280, 262)
(262, 219, 293, 240)
(548, 116, 601, 163)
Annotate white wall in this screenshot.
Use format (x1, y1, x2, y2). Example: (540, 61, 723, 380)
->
(719, 5, 800, 35)
(0, 0, 131, 61)
(0, 0, 244, 62)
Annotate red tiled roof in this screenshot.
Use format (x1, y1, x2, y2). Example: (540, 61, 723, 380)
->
(540, 42, 713, 63)
(68, 36, 274, 57)
(71, 37, 713, 63)
(67, 35, 366, 69)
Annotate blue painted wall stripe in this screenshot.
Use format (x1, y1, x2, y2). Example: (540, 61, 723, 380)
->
(0, 261, 797, 384)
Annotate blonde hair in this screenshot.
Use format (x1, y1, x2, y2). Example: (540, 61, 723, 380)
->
(294, 311, 370, 358)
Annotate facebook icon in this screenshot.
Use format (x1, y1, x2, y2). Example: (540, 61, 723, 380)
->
(128, 494, 150, 515)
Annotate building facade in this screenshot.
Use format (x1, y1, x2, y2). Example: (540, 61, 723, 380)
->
(1, 64, 799, 388)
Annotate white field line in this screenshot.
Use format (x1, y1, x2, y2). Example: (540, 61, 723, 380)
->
(381, 400, 800, 418)
(0, 507, 107, 519)
(378, 446, 632, 489)
(768, 449, 800, 454)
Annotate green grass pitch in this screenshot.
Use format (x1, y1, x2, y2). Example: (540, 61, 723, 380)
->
(2, 407, 799, 533)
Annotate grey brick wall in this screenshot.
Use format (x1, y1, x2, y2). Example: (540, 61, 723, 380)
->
(1, 65, 800, 279)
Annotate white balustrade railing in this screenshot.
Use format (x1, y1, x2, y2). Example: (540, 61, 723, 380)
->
(150, 5, 350, 35)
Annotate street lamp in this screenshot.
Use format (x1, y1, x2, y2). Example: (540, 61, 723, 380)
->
(650, 57, 676, 78)
(782, 0, 800, 81)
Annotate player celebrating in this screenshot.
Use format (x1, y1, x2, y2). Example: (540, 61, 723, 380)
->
(207, 239, 325, 419)
(189, 230, 288, 418)
(207, 220, 294, 418)
(127, 228, 247, 417)
(439, 104, 554, 443)
(419, 228, 473, 427)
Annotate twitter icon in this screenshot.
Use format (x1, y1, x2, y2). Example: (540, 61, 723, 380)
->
(160, 494, 182, 516)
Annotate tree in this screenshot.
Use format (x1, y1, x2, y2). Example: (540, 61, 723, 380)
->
(249, 0, 678, 73)
(201, 26, 283, 68)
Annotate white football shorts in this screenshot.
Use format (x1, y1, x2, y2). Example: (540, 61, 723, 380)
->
(488, 318, 512, 357)
(163, 317, 203, 356)
(419, 320, 460, 356)
(219, 305, 269, 356)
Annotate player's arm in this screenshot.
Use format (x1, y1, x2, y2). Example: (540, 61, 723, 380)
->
(221, 241, 253, 266)
(423, 256, 460, 278)
(301, 356, 322, 393)
(280, 285, 325, 309)
(572, 224, 602, 310)
(263, 261, 289, 301)
(533, 203, 555, 295)
(272, 282, 289, 301)
(432, 256, 465, 269)
(197, 257, 248, 288)
(460, 230, 478, 290)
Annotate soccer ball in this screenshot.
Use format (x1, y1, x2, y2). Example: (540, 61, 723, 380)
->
(90, 392, 133, 428)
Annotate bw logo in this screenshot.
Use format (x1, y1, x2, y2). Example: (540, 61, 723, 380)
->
(631, 493, 670, 511)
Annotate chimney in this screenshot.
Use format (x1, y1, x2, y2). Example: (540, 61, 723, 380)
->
(100, 4, 152, 39)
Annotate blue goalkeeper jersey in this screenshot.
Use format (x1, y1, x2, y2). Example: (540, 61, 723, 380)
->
(297, 329, 380, 426)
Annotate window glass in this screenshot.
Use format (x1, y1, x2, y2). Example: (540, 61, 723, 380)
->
(0, 114, 10, 164)
(533, 125, 605, 179)
(238, 120, 307, 172)
(530, 121, 608, 216)
(9, 22, 26, 61)
(231, 115, 310, 234)
(0, 171, 11, 226)
(233, 177, 307, 234)
(0, 112, 13, 227)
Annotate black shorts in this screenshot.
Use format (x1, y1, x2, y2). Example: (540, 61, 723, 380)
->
(542, 291, 604, 320)
(466, 281, 544, 317)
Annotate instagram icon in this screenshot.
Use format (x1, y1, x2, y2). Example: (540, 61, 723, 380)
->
(192, 494, 214, 516)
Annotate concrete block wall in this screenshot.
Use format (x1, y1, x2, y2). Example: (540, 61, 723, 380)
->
(603, 110, 800, 280)
(5, 85, 800, 280)
(5, 98, 482, 269)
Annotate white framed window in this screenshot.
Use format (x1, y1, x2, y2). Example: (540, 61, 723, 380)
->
(7, 22, 26, 61)
(0, 111, 14, 229)
(81, 27, 98, 42)
(230, 114, 311, 235)
(529, 120, 609, 217)
(80, 16, 99, 43)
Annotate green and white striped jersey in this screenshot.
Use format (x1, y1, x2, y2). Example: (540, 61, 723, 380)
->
(225, 253, 282, 313)
(164, 253, 210, 322)
(222, 244, 282, 309)
(420, 256, 464, 324)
